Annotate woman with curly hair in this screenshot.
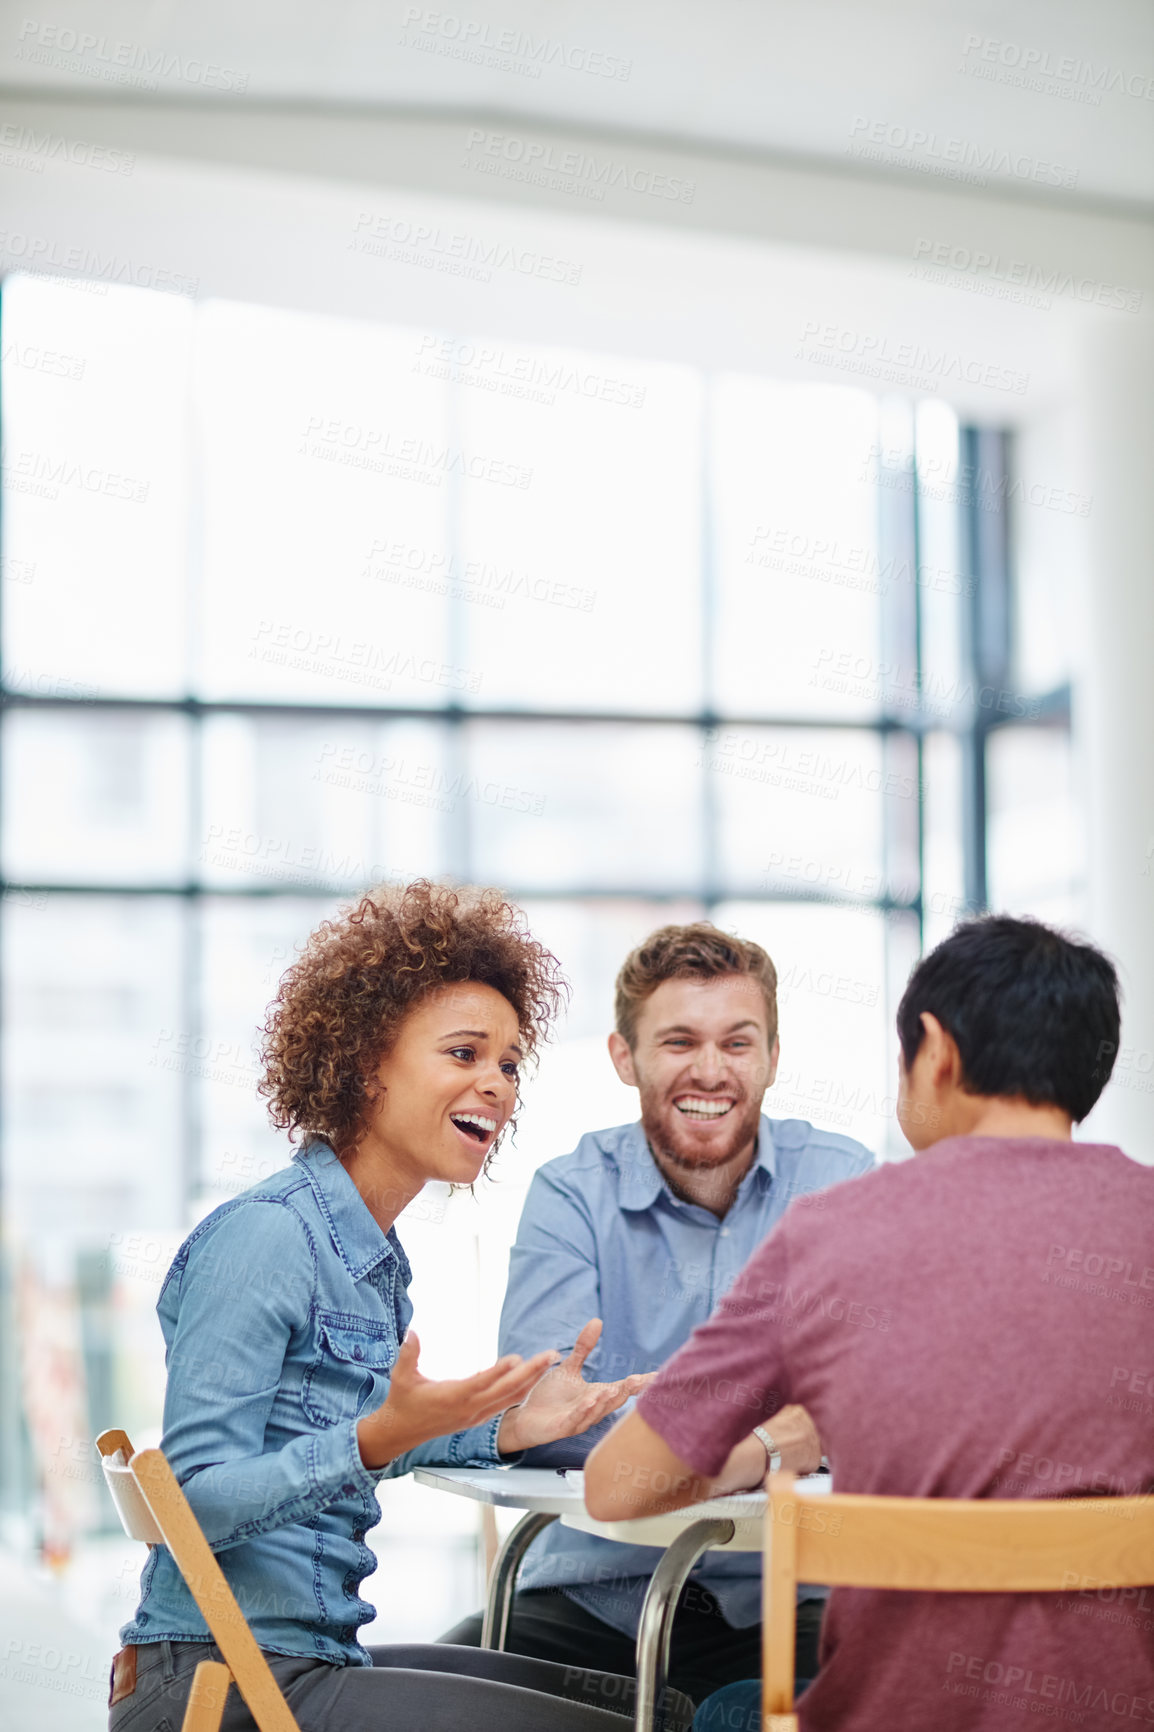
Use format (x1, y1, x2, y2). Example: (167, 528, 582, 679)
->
(110, 882, 663, 1732)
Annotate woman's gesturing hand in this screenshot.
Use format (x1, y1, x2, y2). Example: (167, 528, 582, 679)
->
(496, 1318, 653, 1455)
(357, 1331, 559, 1470)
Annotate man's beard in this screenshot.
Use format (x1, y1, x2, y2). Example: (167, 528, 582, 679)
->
(639, 1087, 763, 1173)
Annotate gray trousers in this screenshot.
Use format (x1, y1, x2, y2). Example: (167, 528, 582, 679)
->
(107, 1639, 695, 1732)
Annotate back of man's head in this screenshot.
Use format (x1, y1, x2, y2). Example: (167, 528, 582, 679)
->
(614, 922, 778, 1049)
(896, 915, 1120, 1123)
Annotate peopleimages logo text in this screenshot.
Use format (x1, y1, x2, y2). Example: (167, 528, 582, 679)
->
(350, 212, 582, 287)
(847, 117, 1079, 188)
(399, 8, 632, 80)
(960, 34, 1154, 101)
(912, 239, 1142, 314)
(0, 123, 134, 174)
(0, 229, 198, 294)
(16, 18, 248, 90)
(463, 130, 695, 203)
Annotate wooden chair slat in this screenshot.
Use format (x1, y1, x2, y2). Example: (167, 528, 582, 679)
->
(98, 1430, 165, 1546)
(181, 1659, 233, 1732)
(130, 1448, 301, 1732)
(794, 1489, 1154, 1591)
(763, 1486, 798, 1715)
(95, 1428, 136, 1460)
(763, 1473, 1154, 1726)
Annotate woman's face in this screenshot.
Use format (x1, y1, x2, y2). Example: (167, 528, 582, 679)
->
(360, 981, 522, 1187)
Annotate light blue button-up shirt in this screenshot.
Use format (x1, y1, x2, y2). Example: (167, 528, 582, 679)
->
(122, 1141, 506, 1665)
(498, 1115, 874, 1636)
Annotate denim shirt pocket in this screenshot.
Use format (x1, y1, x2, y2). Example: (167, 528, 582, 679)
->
(301, 1313, 396, 1427)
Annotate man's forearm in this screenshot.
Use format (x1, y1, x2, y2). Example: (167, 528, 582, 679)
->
(710, 1433, 771, 1495)
(586, 1409, 765, 1520)
(586, 1407, 784, 1520)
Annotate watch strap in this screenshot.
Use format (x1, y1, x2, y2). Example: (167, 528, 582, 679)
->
(754, 1424, 782, 1473)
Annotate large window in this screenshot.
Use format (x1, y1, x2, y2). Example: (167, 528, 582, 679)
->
(0, 274, 1069, 1633)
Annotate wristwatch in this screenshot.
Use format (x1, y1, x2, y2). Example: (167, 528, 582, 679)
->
(754, 1425, 782, 1474)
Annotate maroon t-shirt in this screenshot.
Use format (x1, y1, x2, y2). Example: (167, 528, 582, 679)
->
(637, 1137, 1154, 1731)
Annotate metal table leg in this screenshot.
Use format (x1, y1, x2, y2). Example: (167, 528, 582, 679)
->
(634, 1517, 735, 1732)
(480, 1510, 558, 1650)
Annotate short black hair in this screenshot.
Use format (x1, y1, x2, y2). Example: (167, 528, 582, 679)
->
(896, 916, 1120, 1123)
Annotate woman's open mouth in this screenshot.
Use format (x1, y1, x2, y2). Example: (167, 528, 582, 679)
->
(450, 1112, 497, 1147)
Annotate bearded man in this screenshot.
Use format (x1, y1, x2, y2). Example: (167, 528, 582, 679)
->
(440, 922, 874, 1709)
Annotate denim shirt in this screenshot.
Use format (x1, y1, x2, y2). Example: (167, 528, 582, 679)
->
(121, 1141, 505, 1665)
(498, 1115, 874, 1637)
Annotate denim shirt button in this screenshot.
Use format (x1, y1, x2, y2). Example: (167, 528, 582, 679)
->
(341, 1483, 356, 1496)
(353, 1346, 365, 1361)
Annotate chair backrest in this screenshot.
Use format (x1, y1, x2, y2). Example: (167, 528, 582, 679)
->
(95, 1429, 301, 1732)
(97, 1428, 164, 1544)
(763, 1472, 1154, 1727)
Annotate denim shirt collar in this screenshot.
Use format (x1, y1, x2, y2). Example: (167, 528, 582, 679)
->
(614, 1115, 779, 1212)
(294, 1140, 411, 1284)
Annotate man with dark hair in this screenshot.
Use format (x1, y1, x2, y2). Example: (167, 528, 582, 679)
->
(441, 921, 874, 1707)
(894, 914, 1121, 1121)
(587, 916, 1154, 1732)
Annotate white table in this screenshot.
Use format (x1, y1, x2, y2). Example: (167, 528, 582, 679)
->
(414, 1466, 830, 1731)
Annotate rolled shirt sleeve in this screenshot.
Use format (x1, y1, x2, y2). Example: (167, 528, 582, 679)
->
(158, 1202, 384, 1547)
(499, 1164, 604, 1363)
(498, 1161, 616, 1467)
(160, 1200, 507, 1548)
(383, 1412, 507, 1477)
(636, 1220, 796, 1477)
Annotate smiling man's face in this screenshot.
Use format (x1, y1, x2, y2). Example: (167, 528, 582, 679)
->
(608, 974, 778, 1188)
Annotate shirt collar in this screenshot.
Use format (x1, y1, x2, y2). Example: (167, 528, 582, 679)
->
(294, 1141, 409, 1283)
(616, 1114, 778, 1211)
(753, 1115, 780, 1181)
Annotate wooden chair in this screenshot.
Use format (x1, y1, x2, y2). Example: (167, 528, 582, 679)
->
(763, 1472, 1154, 1731)
(96, 1429, 300, 1732)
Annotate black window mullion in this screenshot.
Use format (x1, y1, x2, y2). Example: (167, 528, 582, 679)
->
(700, 374, 720, 914)
(959, 426, 1013, 914)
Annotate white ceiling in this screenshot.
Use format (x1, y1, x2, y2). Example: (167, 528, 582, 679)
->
(1, 0, 1152, 209)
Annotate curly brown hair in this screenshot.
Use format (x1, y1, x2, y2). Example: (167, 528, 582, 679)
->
(259, 880, 567, 1153)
